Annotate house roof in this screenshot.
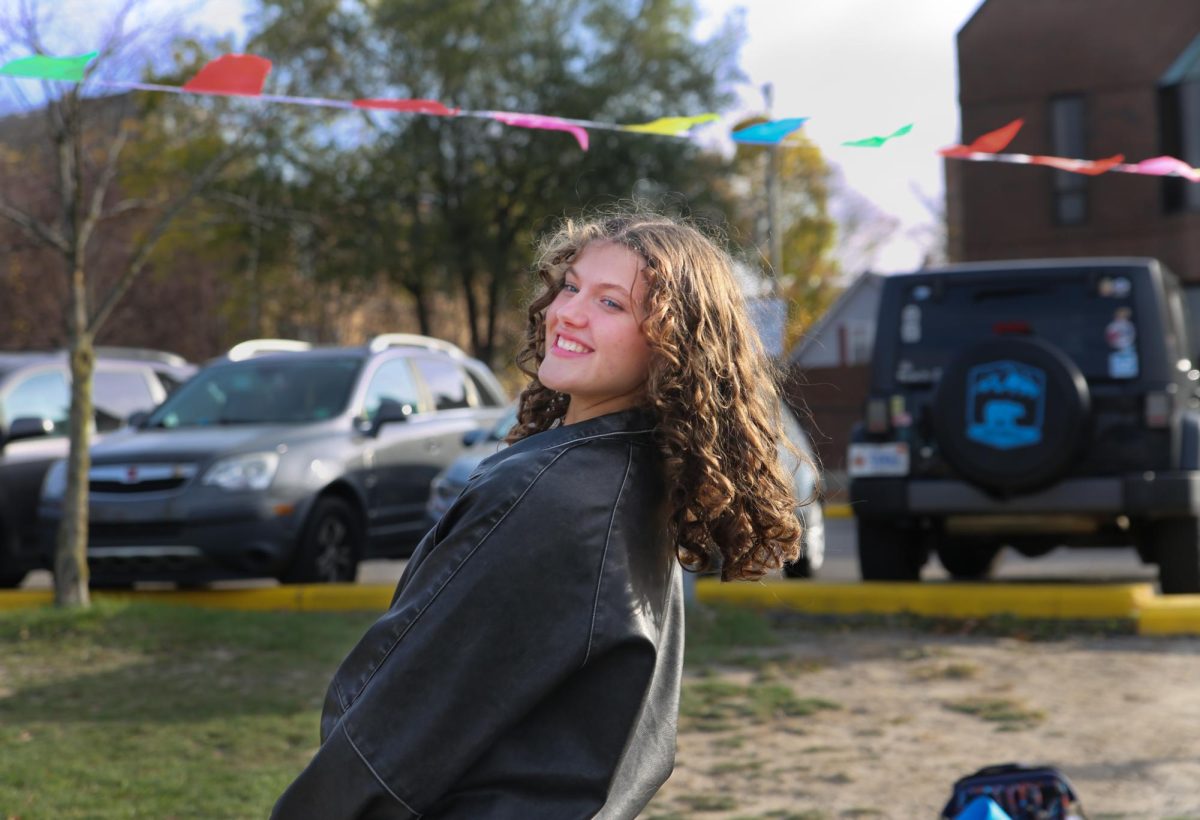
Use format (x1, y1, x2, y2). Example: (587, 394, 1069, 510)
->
(786, 271, 883, 366)
(1162, 32, 1200, 85)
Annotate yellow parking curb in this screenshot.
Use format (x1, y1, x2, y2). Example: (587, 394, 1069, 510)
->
(5, 580, 1200, 634)
(0, 584, 395, 613)
(1136, 594, 1200, 635)
(0, 589, 54, 611)
(696, 579, 1154, 620)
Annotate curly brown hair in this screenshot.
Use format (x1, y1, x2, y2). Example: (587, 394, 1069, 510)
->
(507, 209, 806, 581)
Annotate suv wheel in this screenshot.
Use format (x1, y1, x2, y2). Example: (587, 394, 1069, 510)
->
(936, 539, 1003, 580)
(0, 526, 26, 589)
(857, 517, 926, 581)
(283, 497, 362, 584)
(1153, 517, 1200, 595)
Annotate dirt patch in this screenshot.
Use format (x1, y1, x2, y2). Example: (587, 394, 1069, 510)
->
(645, 625, 1200, 819)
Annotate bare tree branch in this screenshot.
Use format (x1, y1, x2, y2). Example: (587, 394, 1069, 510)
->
(99, 195, 161, 219)
(88, 136, 247, 334)
(0, 195, 69, 253)
(208, 189, 319, 225)
(76, 121, 129, 253)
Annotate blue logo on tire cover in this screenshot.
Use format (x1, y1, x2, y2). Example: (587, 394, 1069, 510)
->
(965, 360, 1046, 450)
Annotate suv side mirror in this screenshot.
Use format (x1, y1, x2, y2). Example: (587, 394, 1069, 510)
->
(7, 416, 55, 443)
(368, 398, 414, 436)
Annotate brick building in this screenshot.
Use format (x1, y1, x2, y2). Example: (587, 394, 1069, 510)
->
(947, 0, 1200, 281)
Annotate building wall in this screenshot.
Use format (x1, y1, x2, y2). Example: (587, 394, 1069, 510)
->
(792, 283, 882, 369)
(785, 363, 871, 496)
(952, 0, 1200, 280)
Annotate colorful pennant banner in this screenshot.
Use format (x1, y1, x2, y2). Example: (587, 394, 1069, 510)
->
(937, 119, 1200, 182)
(181, 54, 271, 96)
(842, 123, 913, 148)
(731, 117, 809, 145)
(4, 50, 1200, 181)
(622, 114, 720, 135)
(488, 111, 590, 151)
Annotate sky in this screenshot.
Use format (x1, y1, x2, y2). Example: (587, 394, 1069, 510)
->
(696, 0, 987, 273)
(5, 0, 987, 274)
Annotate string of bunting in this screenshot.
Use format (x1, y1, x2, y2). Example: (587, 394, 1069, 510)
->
(4, 51, 1200, 182)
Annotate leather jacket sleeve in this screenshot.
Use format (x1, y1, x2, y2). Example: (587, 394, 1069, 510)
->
(272, 433, 665, 819)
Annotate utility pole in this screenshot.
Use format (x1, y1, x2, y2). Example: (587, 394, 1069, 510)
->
(763, 82, 783, 292)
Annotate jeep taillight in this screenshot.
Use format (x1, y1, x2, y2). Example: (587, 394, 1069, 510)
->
(866, 397, 889, 434)
(1145, 391, 1172, 428)
(993, 320, 1032, 336)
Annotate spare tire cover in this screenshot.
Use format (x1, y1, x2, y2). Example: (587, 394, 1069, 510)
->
(932, 338, 1090, 495)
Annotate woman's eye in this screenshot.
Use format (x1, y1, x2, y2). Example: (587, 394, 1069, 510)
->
(601, 298, 624, 311)
(561, 282, 578, 293)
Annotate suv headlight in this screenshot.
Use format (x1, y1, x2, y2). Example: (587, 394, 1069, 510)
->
(40, 459, 68, 501)
(202, 452, 280, 491)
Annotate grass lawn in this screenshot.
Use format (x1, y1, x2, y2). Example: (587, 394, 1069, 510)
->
(0, 600, 378, 819)
(0, 597, 777, 819)
(1, 595, 1129, 818)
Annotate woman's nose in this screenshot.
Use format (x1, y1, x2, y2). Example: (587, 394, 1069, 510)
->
(556, 297, 587, 326)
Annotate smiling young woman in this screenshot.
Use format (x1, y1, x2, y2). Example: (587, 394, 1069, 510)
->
(273, 210, 807, 820)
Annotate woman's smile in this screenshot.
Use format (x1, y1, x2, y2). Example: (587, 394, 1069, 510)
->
(551, 333, 592, 355)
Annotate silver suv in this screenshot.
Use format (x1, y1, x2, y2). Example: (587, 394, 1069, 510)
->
(0, 348, 194, 587)
(38, 334, 508, 585)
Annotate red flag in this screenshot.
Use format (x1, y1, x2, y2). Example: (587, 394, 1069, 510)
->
(939, 118, 1024, 157)
(1030, 154, 1124, 176)
(352, 98, 460, 116)
(183, 54, 272, 96)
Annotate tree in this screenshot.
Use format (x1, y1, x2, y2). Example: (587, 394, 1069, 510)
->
(0, 0, 248, 606)
(722, 119, 841, 352)
(246, 0, 747, 366)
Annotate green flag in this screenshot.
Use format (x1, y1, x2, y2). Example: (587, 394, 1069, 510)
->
(842, 123, 914, 148)
(0, 52, 98, 82)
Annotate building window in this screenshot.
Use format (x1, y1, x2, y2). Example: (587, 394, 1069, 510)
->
(1160, 80, 1200, 212)
(841, 319, 874, 366)
(1049, 94, 1088, 225)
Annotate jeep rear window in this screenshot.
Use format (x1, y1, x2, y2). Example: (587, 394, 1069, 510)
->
(894, 277, 1138, 384)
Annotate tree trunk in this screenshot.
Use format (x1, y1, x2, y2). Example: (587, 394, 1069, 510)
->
(54, 265, 93, 607)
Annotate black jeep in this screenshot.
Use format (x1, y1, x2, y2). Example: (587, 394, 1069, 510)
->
(849, 257, 1200, 593)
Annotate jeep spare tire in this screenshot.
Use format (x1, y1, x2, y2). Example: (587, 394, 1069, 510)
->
(932, 338, 1090, 495)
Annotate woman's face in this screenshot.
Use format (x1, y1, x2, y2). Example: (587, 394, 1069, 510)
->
(539, 241, 653, 424)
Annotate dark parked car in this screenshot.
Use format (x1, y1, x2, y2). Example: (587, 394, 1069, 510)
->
(39, 334, 508, 585)
(849, 257, 1200, 592)
(0, 348, 194, 587)
(425, 400, 826, 577)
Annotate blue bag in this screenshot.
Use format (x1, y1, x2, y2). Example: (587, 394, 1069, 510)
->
(940, 763, 1088, 820)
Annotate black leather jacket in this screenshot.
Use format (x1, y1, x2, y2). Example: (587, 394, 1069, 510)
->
(272, 408, 684, 819)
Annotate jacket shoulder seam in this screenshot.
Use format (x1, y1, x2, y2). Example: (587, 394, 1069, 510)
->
(583, 440, 635, 667)
(339, 722, 423, 817)
(546, 427, 655, 451)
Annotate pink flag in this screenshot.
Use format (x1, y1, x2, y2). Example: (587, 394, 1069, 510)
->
(182, 54, 271, 96)
(490, 112, 589, 151)
(1133, 156, 1200, 182)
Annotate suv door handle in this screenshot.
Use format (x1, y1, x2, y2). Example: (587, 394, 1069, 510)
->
(425, 440, 441, 454)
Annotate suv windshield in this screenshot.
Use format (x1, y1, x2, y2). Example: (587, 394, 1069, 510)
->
(147, 356, 363, 428)
(895, 275, 1139, 385)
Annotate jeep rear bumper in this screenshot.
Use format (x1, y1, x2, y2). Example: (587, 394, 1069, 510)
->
(851, 473, 1200, 519)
